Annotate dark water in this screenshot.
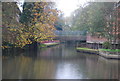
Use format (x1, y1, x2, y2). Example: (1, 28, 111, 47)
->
(2, 44, 119, 79)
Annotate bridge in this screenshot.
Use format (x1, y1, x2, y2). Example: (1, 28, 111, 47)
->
(54, 30, 87, 42)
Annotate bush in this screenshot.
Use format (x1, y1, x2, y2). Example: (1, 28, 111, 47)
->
(103, 41, 111, 49)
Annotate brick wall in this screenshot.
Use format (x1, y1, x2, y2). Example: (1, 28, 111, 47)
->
(86, 35, 108, 44)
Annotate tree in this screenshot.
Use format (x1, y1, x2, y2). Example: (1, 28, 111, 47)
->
(69, 2, 116, 49)
(54, 13, 65, 31)
(2, 2, 22, 48)
(18, 2, 60, 47)
(71, 2, 114, 37)
(19, 2, 34, 26)
(2, 2, 60, 48)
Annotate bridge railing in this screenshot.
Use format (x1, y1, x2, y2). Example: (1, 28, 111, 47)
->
(54, 30, 86, 36)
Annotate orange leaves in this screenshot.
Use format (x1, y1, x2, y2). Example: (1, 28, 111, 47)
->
(3, 2, 61, 48)
(31, 2, 59, 40)
(34, 13, 39, 16)
(1, 46, 9, 49)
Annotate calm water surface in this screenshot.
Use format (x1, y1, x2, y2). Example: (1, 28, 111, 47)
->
(2, 44, 119, 79)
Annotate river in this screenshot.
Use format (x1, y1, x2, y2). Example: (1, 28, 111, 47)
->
(2, 44, 119, 79)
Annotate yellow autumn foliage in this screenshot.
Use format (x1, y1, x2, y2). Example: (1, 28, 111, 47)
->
(2, 2, 60, 48)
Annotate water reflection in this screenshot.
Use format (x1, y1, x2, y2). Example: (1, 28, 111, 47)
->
(2, 44, 119, 79)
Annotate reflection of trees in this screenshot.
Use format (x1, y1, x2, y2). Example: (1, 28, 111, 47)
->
(3, 56, 33, 79)
(85, 56, 119, 79)
(33, 59, 56, 79)
(3, 44, 119, 79)
(37, 44, 79, 59)
(3, 56, 56, 79)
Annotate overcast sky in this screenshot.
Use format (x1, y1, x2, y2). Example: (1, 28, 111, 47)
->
(17, 0, 88, 17)
(17, 0, 119, 17)
(55, 0, 88, 17)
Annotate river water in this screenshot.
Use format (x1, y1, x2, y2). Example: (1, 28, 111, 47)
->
(2, 44, 119, 79)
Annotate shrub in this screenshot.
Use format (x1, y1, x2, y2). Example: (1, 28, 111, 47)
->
(103, 41, 111, 49)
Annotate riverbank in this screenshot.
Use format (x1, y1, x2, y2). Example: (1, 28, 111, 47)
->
(98, 49, 120, 59)
(2, 40, 60, 56)
(40, 40, 60, 47)
(41, 42, 60, 47)
(76, 47, 120, 60)
(76, 47, 99, 54)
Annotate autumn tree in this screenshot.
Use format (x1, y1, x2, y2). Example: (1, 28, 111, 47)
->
(2, 2, 60, 48)
(20, 2, 59, 43)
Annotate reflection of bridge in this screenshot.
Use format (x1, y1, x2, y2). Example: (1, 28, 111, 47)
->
(54, 30, 86, 41)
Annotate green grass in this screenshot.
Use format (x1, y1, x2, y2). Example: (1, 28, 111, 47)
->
(76, 47, 98, 51)
(99, 49, 120, 52)
(43, 43, 59, 47)
(40, 44, 47, 47)
(39, 43, 59, 48)
(44, 43, 58, 45)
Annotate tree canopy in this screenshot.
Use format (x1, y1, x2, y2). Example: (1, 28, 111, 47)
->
(2, 2, 60, 48)
(71, 2, 114, 37)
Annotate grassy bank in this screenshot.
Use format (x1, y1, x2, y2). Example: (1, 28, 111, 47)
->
(76, 47, 120, 59)
(99, 49, 120, 52)
(76, 47, 98, 54)
(76, 47, 98, 51)
(41, 42, 59, 47)
(76, 48, 120, 52)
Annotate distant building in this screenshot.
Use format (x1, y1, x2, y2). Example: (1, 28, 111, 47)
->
(110, 1, 120, 44)
(116, 1, 120, 43)
(86, 35, 108, 44)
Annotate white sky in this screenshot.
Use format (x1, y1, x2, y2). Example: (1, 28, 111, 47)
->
(16, 0, 24, 12)
(55, 0, 88, 17)
(17, 0, 88, 16)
